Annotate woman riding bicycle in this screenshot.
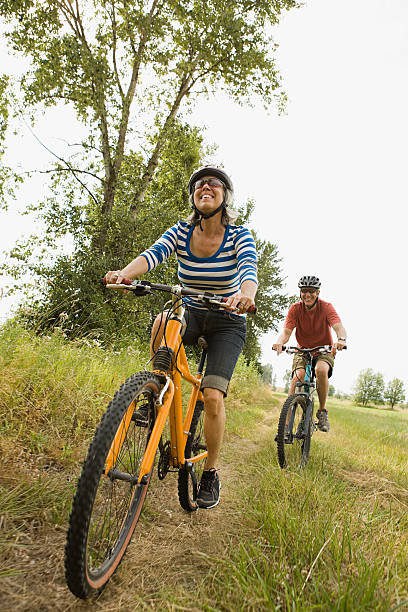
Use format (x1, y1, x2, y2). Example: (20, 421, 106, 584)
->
(104, 165, 258, 509)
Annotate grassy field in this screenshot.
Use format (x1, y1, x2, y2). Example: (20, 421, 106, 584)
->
(1, 323, 408, 610)
(204, 397, 408, 611)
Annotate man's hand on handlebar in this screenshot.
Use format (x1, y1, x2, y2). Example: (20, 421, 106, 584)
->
(331, 339, 347, 356)
(272, 343, 284, 355)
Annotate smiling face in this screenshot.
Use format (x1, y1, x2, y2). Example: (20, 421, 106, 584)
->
(300, 287, 320, 308)
(193, 175, 225, 213)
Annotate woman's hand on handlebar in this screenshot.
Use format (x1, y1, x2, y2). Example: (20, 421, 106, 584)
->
(224, 291, 256, 314)
(104, 270, 129, 285)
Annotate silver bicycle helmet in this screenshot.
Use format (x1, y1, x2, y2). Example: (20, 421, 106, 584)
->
(298, 275, 321, 289)
(187, 165, 234, 231)
(188, 165, 234, 194)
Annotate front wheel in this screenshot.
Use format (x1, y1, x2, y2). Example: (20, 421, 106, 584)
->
(65, 371, 161, 599)
(276, 394, 310, 469)
(178, 400, 207, 511)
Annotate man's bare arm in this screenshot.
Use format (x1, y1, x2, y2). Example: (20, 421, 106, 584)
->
(273, 327, 293, 355)
(332, 321, 347, 355)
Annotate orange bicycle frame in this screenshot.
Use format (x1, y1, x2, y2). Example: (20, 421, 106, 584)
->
(104, 292, 207, 481)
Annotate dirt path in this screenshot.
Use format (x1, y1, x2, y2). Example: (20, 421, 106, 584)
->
(1, 405, 278, 611)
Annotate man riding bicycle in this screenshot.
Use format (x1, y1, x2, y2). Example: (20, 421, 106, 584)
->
(104, 165, 258, 509)
(272, 276, 347, 432)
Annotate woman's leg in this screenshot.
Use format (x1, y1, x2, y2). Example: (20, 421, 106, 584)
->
(150, 310, 169, 356)
(202, 387, 226, 470)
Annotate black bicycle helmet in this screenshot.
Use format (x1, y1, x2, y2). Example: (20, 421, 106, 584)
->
(188, 165, 234, 195)
(298, 275, 321, 289)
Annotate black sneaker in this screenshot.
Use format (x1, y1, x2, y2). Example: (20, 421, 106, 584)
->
(295, 417, 305, 438)
(274, 425, 289, 442)
(316, 409, 330, 432)
(132, 403, 150, 427)
(197, 469, 221, 509)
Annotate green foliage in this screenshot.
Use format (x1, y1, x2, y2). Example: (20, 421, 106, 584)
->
(0, 321, 148, 468)
(283, 368, 291, 393)
(1, 0, 294, 363)
(242, 233, 290, 364)
(260, 363, 273, 385)
(5, 120, 288, 362)
(9, 121, 202, 345)
(1, 0, 297, 247)
(384, 378, 406, 409)
(328, 383, 335, 397)
(0, 74, 21, 207)
(353, 368, 385, 406)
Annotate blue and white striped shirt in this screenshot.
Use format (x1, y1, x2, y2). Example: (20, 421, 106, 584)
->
(141, 221, 258, 311)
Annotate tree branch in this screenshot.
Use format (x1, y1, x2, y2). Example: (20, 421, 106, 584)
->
(112, 0, 162, 180)
(110, 1, 124, 100)
(37, 167, 103, 181)
(130, 69, 196, 213)
(21, 117, 101, 206)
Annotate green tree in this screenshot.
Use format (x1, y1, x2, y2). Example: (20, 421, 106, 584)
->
(384, 378, 405, 409)
(1, 0, 296, 249)
(1, 0, 294, 361)
(328, 384, 335, 397)
(242, 234, 289, 365)
(0, 75, 21, 206)
(353, 369, 384, 406)
(272, 374, 277, 391)
(11, 122, 288, 363)
(283, 369, 291, 394)
(261, 363, 273, 385)
(13, 122, 203, 345)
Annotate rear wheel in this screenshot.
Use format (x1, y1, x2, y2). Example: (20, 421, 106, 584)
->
(276, 394, 309, 469)
(65, 372, 161, 599)
(178, 400, 206, 511)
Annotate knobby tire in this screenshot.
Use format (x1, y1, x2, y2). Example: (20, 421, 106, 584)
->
(65, 371, 162, 599)
(276, 394, 310, 469)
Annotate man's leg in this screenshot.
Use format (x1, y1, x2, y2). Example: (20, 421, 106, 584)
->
(202, 387, 226, 470)
(315, 361, 330, 431)
(289, 368, 305, 396)
(315, 361, 330, 410)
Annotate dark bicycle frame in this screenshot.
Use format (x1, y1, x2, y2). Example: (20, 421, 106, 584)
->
(286, 347, 322, 443)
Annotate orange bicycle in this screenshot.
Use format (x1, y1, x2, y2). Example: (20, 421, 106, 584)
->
(65, 280, 253, 599)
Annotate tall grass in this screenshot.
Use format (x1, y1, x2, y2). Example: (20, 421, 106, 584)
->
(5, 323, 406, 609)
(0, 322, 265, 536)
(191, 396, 408, 611)
(0, 321, 148, 467)
(0, 321, 150, 558)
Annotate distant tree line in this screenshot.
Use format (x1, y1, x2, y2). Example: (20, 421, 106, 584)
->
(353, 369, 406, 409)
(275, 367, 406, 411)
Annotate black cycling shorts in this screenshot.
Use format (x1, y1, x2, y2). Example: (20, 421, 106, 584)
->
(182, 306, 246, 396)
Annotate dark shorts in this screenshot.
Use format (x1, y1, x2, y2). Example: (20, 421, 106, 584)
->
(182, 307, 246, 396)
(292, 352, 335, 379)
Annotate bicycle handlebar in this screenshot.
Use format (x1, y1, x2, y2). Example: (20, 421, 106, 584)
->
(104, 279, 257, 314)
(274, 344, 347, 354)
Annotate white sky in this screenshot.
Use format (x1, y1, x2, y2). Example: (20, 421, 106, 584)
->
(1, 0, 407, 393)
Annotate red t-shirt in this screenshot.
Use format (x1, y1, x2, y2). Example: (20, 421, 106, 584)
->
(284, 299, 341, 348)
